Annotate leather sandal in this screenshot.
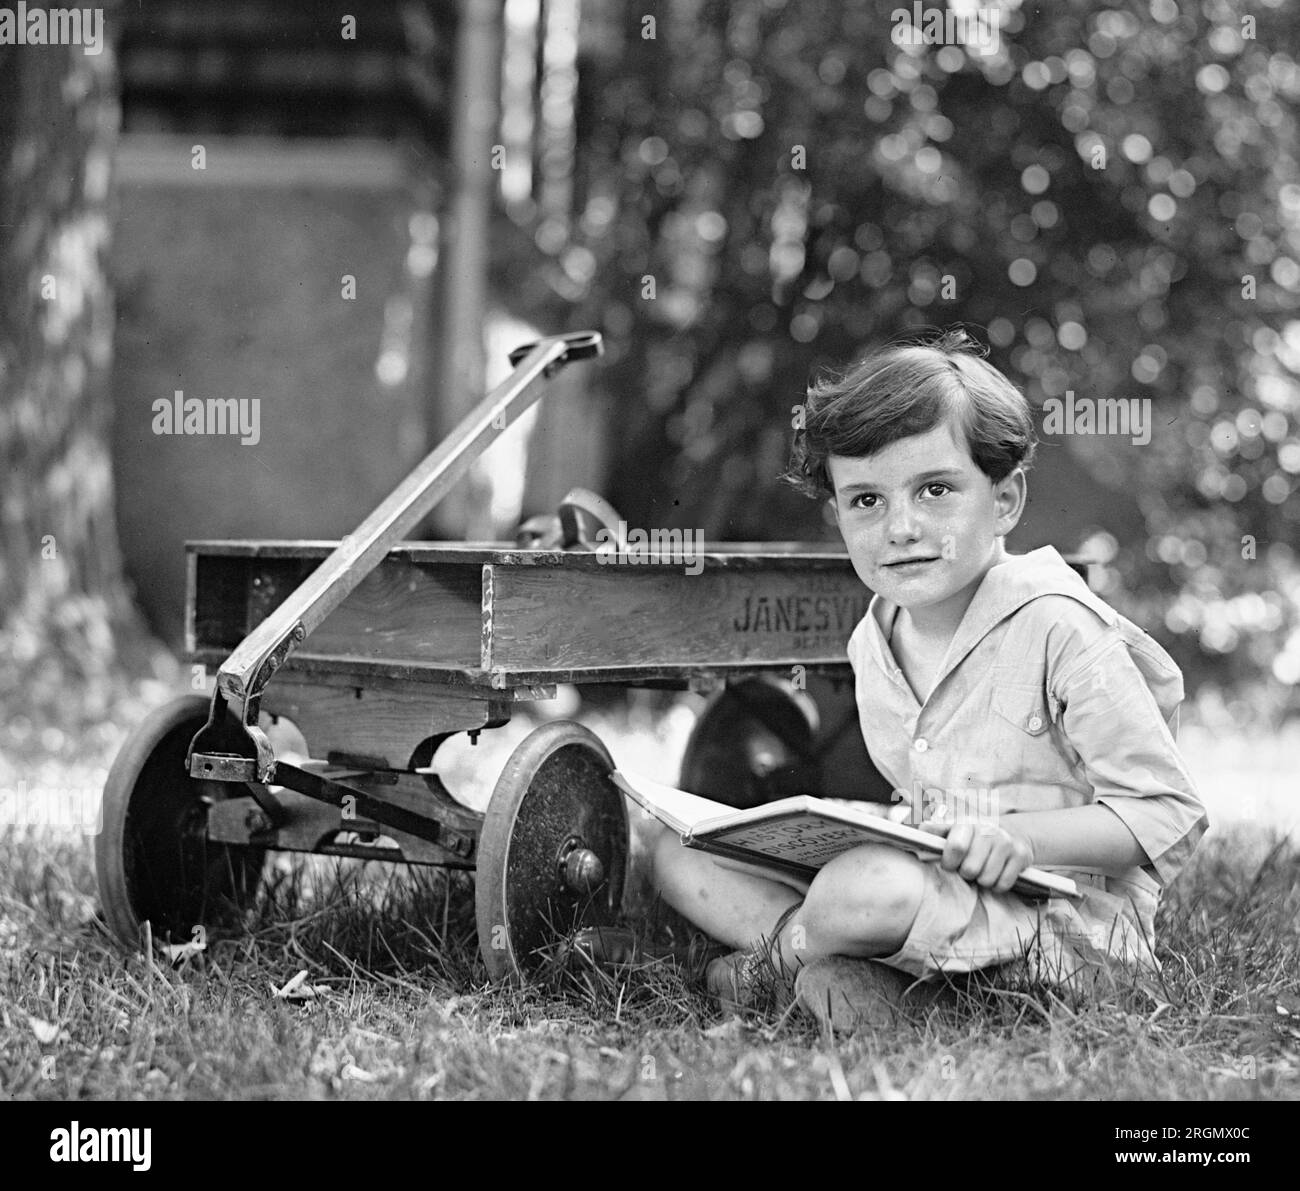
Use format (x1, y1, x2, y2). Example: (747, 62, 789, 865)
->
(704, 900, 803, 1014)
(557, 926, 731, 977)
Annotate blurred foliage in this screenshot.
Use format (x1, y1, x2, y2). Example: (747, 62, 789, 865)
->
(498, 0, 1300, 724)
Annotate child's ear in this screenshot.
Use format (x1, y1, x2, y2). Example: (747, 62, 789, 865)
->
(997, 468, 1027, 529)
(826, 496, 840, 530)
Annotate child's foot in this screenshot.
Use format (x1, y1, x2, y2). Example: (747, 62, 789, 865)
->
(704, 899, 804, 1015)
(794, 956, 955, 1033)
(704, 948, 798, 1015)
(556, 926, 642, 969)
(704, 950, 758, 1013)
(558, 926, 731, 977)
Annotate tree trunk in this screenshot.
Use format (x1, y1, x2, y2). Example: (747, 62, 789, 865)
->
(0, 23, 152, 721)
(429, 0, 503, 540)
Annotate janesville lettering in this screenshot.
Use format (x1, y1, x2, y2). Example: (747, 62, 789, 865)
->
(732, 593, 869, 634)
(0, 3, 103, 54)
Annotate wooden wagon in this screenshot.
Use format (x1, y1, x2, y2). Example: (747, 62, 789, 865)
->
(95, 332, 1088, 980)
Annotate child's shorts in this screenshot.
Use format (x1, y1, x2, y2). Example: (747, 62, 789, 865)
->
(874, 860, 1160, 990)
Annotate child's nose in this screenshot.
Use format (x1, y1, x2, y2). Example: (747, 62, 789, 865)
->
(886, 506, 923, 541)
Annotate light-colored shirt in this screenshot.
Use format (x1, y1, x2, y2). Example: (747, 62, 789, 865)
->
(846, 545, 1208, 926)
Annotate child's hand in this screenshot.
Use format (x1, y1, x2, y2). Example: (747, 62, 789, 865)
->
(918, 818, 1035, 893)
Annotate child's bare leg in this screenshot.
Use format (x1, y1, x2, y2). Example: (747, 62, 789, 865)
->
(653, 826, 926, 971)
(650, 824, 802, 950)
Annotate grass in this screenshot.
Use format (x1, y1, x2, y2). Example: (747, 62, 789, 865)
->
(1, 663, 1298, 1100)
(2, 798, 1297, 1100)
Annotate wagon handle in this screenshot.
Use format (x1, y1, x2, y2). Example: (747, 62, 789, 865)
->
(188, 330, 604, 783)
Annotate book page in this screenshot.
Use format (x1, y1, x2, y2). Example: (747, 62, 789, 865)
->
(610, 769, 735, 835)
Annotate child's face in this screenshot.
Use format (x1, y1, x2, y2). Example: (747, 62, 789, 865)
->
(826, 419, 1025, 619)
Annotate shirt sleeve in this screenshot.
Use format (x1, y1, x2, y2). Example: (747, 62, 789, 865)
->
(1050, 623, 1208, 887)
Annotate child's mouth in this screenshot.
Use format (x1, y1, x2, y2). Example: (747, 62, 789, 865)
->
(884, 557, 938, 572)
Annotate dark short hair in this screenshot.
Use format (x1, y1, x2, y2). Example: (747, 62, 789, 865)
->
(782, 328, 1037, 502)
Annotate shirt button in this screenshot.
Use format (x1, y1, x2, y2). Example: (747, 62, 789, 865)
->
(1028, 715, 1043, 731)
(913, 738, 929, 753)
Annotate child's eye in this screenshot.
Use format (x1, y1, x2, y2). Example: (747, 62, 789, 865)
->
(848, 483, 950, 510)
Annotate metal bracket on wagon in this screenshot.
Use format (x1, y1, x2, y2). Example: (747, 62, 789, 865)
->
(507, 330, 601, 374)
(186, 330, 604, 783)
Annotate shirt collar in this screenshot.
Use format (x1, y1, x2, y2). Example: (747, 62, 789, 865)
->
(859, 545, 1096, 680)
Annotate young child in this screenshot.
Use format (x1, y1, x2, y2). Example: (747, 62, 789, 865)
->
(650, 328, 1208, 1026)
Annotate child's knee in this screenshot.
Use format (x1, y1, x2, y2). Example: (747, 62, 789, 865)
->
(802, 845, 925, 949)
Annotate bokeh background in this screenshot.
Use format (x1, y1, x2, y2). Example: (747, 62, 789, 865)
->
(2, 0, 1298, 836)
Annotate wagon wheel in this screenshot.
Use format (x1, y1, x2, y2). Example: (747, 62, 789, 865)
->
(476, 721, 628, 982)
(679, 677, 821, 809)
(96, 694, 266, 948)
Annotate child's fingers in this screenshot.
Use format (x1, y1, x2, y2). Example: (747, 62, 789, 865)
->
(979, 855, 1010, 888)
(940, 820, 975, 870)
(957, 832, 996, 881)
(917, 819, 953, 837)
(991, 857, 1022, 894)
(989, 840, 1034, 893)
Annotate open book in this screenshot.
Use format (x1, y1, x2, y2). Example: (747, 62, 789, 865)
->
(611, 769, 1080, 903)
